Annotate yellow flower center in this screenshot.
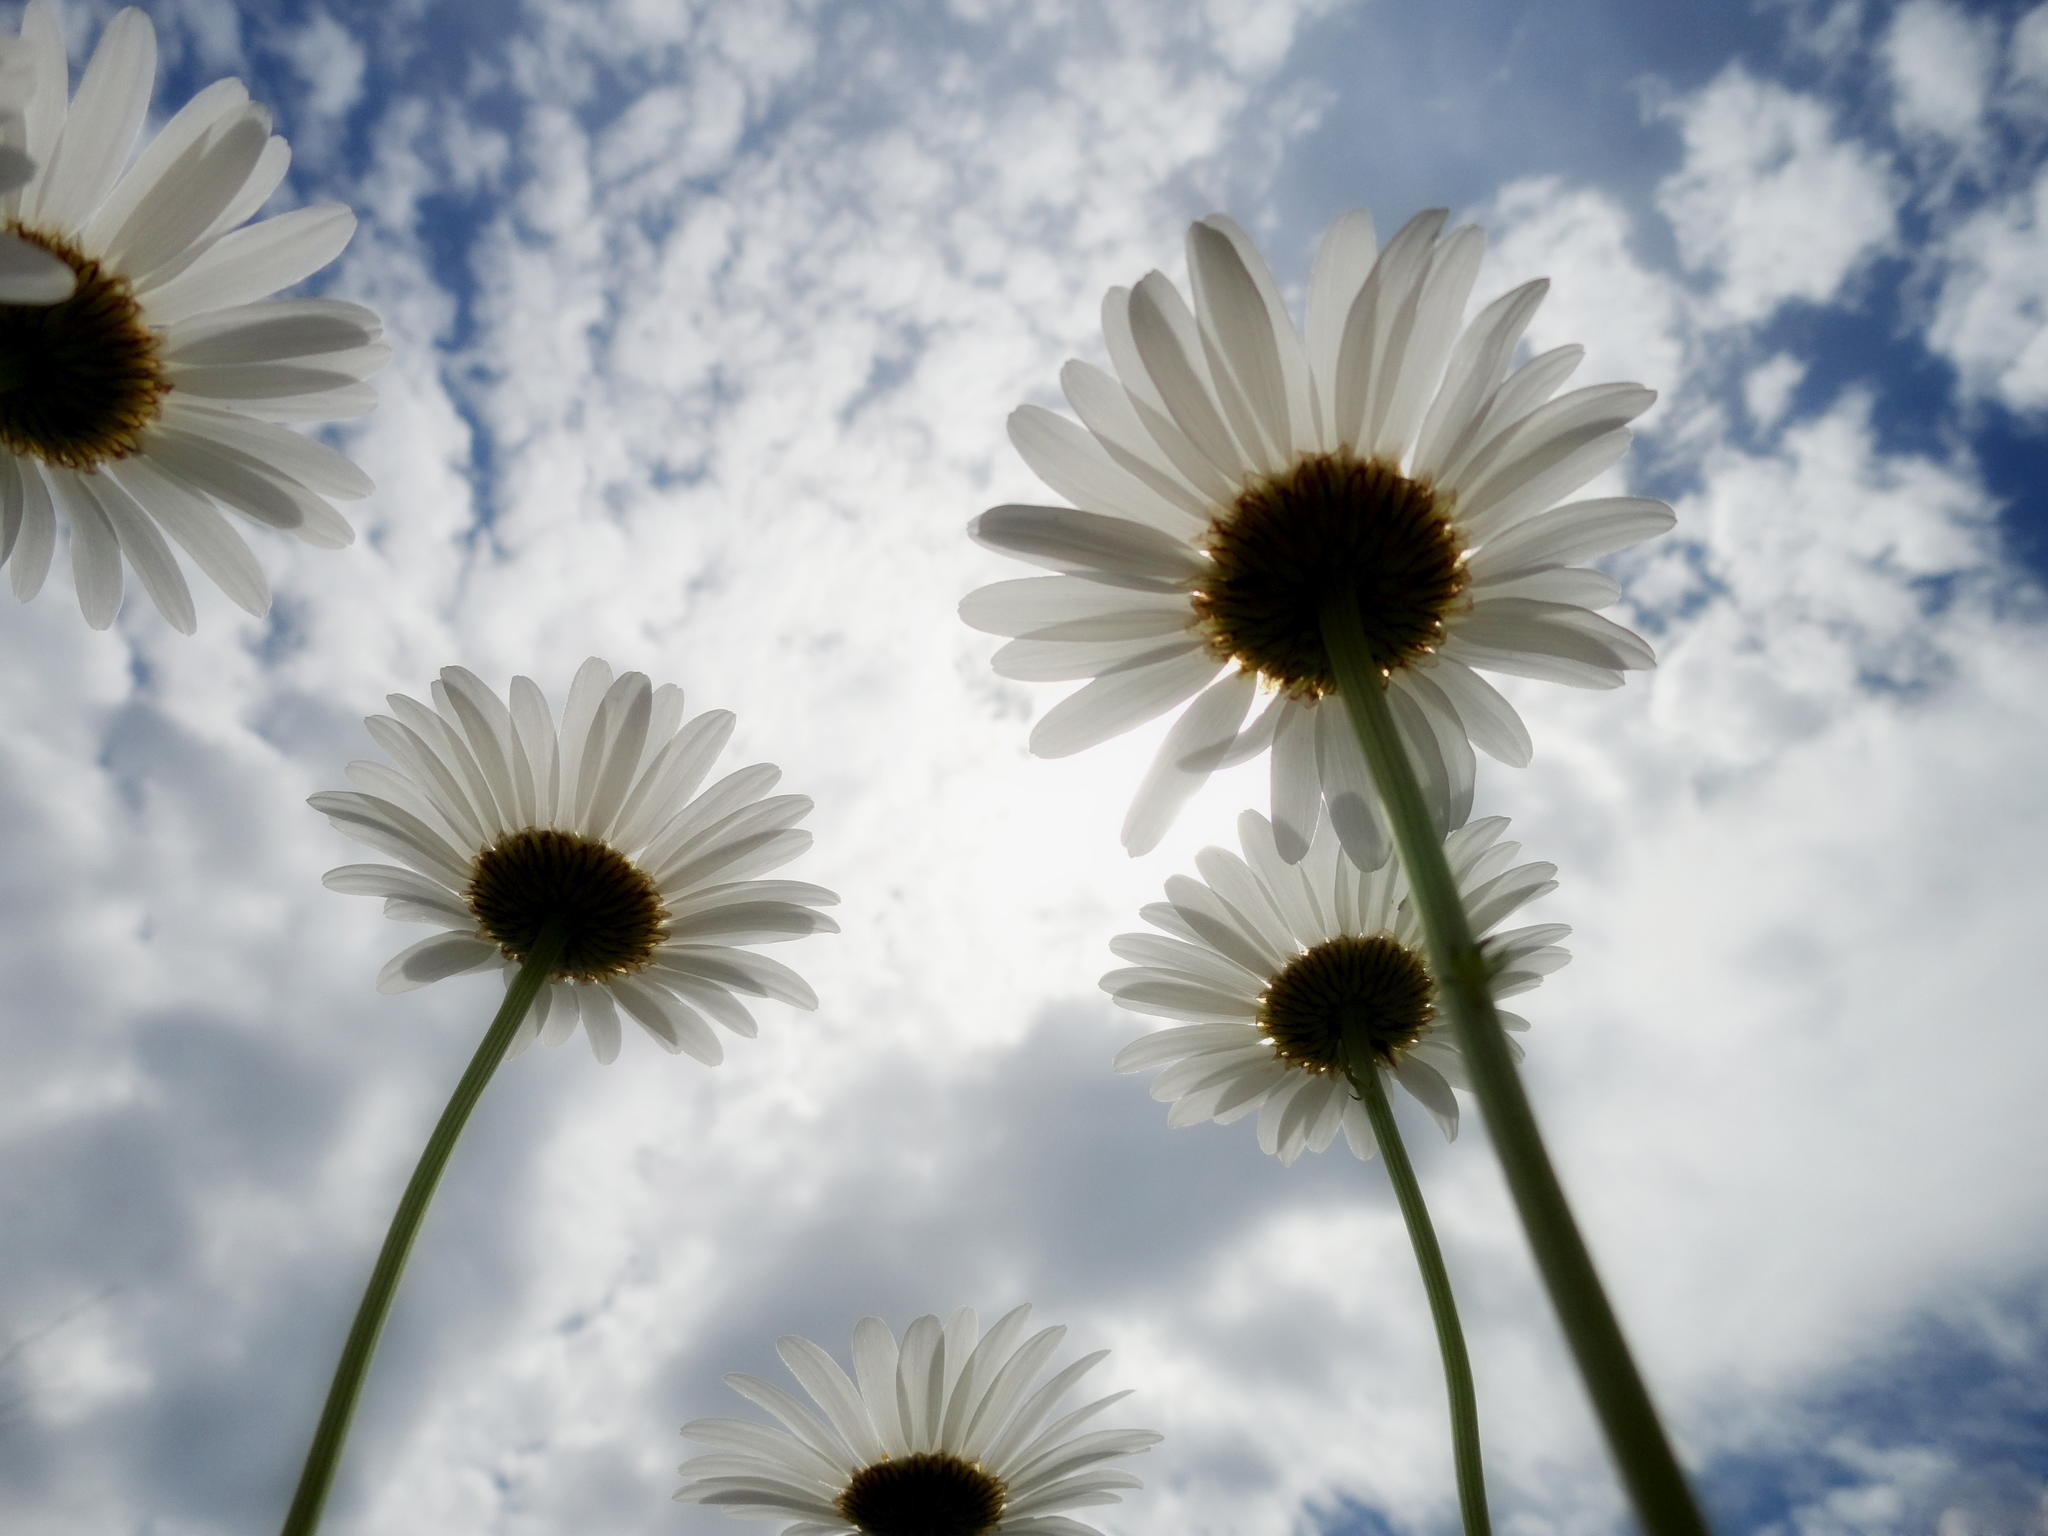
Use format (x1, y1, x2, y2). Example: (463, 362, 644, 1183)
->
(1259, 933, 1436, 1072)
(1192, 452, 1467, 697)
(835, 1452, 1008, 1536)
(0, 223, 168, 469)
(465, 829, 668, 982)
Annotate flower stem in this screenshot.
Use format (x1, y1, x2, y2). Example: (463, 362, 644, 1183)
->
(278, 929, 566, 1536)
(1321, 598, 1709, 1536)
(1346, 1051, 1489, 1536)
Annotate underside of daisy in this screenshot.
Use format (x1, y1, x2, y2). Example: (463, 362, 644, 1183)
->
(677, 1306, 1159, 1536)
(1107, 811, 1570, 1163)
(965, 207, 1674, 863)
(313, 659, 836, 1065)
(1, 3, 383, 634)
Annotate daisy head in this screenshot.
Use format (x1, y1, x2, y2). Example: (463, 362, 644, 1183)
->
(1106, 809, 1569, 1165)
(963, 208, 1673, 866)
(1, 4, 382, 634)
(310, 658, 837, 1065)
(676, 1305, 1161, 1536)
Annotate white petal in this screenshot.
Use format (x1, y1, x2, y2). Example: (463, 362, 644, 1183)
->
(1314, 696, 1388, 871)
(75, 470, 194, 633)
(138, 202, 355, 327)
(970, 503, 1203, 588)
(1007, 404, 1195, 536)
(103, 109, 269, 281)
(0, 231, 75, 301)
(959, 574, 1189, 639)
(375, 932, 499, 994)
(105, 455, 268, 616)
(2, 457, 57, 600)
(53, 470, 122, 627)
(30, 8, 154, 231)
(79, 76, 247, 254)
(1027, 649, 1220, 759)
(612, 977, 722, 1064)
(1305, 207, 1377, 445)
(1467, 496, 1676, 574)
(157, 399, 371, 498)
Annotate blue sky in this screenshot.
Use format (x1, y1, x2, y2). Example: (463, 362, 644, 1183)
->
(4, 0, 2048, 1533)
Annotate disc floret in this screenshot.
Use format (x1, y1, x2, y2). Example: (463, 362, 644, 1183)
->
(1260, 933, 1437, 1072)
(835, 1452, 1008, 1536)
(465, 828, 668, 982)
(0, 224, 168, 469)
(1193, 452, 1467, 698)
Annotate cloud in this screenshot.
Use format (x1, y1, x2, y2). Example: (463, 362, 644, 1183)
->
(1928, 164, 2048, 413)
(1655, 63, 1898, 326)
(1882, 0, 1998, 145)
(1481, 176, 1688, 432)
(9, 1, 2048, 1534)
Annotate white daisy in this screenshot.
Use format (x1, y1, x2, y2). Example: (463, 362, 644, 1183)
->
(0, 4, 383, 634)
(676, 1305, 1161, 1536)
(963, 209, 1673, 865)
(309, 658, 837, 1065)
(1106, 809, 1569, 1166)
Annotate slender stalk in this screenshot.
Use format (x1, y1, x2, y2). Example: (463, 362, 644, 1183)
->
(279, 928, 566, 1536)
(1346, 1050, 1489, 1536)
(1321, 598, 1709, 1536)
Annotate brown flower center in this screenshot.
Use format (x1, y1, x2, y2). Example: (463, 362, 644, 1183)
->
(465, 829, 667, 982)
(0, 223, 168, 469)
(1192, 452, 1466, 697)
(1260, 934, 1435, 1072)
(835, 1452, 1007, 1536)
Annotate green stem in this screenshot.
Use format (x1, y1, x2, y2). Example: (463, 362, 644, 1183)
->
(1346, 1051, 1489, 1536)
(1321, 598, 1709, 1536)
(279, 929, 566, 1536)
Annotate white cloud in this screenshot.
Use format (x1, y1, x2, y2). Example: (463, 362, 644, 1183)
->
(1928, 163, 2048, 412)
(2012, 2, 2048, 94)
(1743, 352, 1806, 434)
(1656, 63, 1898, 326)
(1882, 0, 1997, 144)
(1483, 176, 1688, 407)
(276, 7, 369, 121)
(10, 2, 2048, 1534)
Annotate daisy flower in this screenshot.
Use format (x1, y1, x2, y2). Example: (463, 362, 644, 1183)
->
(309, 658, 837, 1065)
(1107, 809, 1569, 1166)
(1, 4, 383, 634)
(676, 1305, 1161, 1536)
(963, 209, 1672, 864)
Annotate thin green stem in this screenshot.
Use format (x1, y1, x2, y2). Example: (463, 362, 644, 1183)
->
(1321, 598, 1709, 1536)
(1346, 1051, 1489, 1536)
(279, 928, 566, 1536)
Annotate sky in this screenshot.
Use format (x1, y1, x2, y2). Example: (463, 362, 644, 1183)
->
(2, 0, 2047, 1533)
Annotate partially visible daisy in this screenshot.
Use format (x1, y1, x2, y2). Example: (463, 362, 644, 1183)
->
(310, 658, 837, 1065)
(1, 4, 383, 634)
(677, 1305, 1161, 1536)
(963, 209, 1672, 864)
(1107, 809, 1569, 1165)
